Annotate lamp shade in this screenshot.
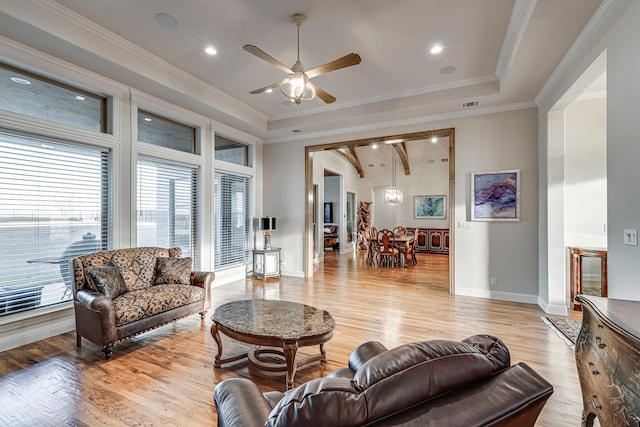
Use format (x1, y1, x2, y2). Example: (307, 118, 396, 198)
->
(258, 217, 276, 231)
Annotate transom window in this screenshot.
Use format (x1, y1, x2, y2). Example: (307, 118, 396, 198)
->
(0, 62, 107, 133)
(138, 110, 197, 154)
(215, 135, 249, 166)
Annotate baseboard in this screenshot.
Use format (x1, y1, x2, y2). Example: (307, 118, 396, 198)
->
(537, 296, 569, 316)
(455, 287, 539, 305)
(0, 305, 75, 352)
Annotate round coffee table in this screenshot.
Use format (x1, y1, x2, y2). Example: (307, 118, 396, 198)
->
(211, 299, 335, 389)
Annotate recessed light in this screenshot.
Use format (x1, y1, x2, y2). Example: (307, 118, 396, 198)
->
(154, 12, 179, 28)
(265, 88, 273, 93)
(144, 117, 152, 122)
(431, 137, 438, 143)
(204, 46, 217, 55)
(75, 95, 85, 101)
(439, 66, 456, 75)
(10, 77, 31, 85)
(371, 143, 378, 150)
(430, 44, 443, 54)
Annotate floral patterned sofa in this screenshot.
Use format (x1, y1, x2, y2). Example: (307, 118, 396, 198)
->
(72, 247, 214, 358)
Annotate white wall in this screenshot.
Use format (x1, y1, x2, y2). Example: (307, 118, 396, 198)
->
(538, 0, 640, 303)
(355, 142, 450, 230)
(264, 107, 540, 303)
(565, 97, 607, 248)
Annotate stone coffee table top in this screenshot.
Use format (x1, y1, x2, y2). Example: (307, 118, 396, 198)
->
(212, 299, 335, 340)
(211, 299, 335, 389)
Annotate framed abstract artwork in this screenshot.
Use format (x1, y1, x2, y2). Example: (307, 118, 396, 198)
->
(414, 195, 446, 219)
(471, 169, 520, 221)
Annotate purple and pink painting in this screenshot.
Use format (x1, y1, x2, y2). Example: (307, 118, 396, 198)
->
(471, 170, 520, 221)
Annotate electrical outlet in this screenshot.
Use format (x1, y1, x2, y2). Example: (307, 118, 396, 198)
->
(624, 229, 638, 246)
(490, 277, 497, 287)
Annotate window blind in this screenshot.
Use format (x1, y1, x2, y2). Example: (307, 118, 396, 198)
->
(137, 157, 200, 268)
(0, 132, 110, 316)
(214, 172, 252, 269)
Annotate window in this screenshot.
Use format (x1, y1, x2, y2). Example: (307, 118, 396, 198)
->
(138, 110, 196, 154)
(0, 63, 107, 133)
(0, 132, 110, 316)
(214, 172, 252, 269)
(137, 158, 200, 267)
(215, 135, 249, 166)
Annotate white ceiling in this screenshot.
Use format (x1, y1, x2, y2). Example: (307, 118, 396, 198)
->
(0, 0, 604, 142)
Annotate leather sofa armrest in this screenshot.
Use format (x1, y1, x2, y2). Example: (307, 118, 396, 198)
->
(348, 341, 388, 372)
(76, 289, 115, 314)
(214, 378, 273, 427)
(190, 271, 215, 289)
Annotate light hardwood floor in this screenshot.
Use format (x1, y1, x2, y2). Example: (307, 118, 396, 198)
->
(0, 251, 582, 426)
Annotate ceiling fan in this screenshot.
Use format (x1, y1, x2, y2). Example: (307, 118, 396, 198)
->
(243, 13, 361, 105)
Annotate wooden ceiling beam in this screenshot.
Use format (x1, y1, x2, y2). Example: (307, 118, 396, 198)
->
(393, 142, 410, 176)
(334, 148, 364, 178)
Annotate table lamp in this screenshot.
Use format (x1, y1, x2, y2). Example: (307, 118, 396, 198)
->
(259, 216, 276, 250)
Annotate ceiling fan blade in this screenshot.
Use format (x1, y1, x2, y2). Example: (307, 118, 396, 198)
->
(309, 82, 336, 104)
(305, 53, 361, 79)
(249, 82, 281, 95)
(243, 44, 294, 75)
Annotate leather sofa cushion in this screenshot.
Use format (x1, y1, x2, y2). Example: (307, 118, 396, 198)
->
(265, 377, 367, 427)
(355, 336, 510, 421)
(265, 335, 510, 427)
(113, 283, 204, 326)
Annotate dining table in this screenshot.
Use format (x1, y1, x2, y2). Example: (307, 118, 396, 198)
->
(366, 234, 414, 267)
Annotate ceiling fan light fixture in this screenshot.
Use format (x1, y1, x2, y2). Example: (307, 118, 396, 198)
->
(280, 73, 316, 104)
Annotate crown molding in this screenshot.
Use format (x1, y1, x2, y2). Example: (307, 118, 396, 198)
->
(265, 101, 536, 144)
(495, 0, 538, 81)
(24, 0, 267, 129)
(535, 0, 628, 106)
(269, 74, 499, 122)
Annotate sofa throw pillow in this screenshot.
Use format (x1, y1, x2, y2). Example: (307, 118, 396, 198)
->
(85, 265, 127, 299)
(154, 257, 192, 285)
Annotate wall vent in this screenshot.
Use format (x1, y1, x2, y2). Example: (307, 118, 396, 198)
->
(460, 100, 479, 108)
(368, 163, 375, 168)
(441, 158, 449, 163)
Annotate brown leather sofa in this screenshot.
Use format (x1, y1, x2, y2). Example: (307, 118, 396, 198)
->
(214, 335, 553, 427)
(72, 246, 214, 358)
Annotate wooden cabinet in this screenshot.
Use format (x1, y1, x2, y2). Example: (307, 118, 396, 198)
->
(575, 295, 640, 427)
(569, 247, 607, 311)
(413, 228, 449, 254)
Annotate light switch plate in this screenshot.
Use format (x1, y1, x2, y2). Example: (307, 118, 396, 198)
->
(624, 229, 638, 246)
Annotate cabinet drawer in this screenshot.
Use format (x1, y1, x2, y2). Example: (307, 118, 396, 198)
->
(613, 380, 640, 427)
(576, 343, 617, 421)
(581, 315, 620, 371)
(616, 345, 640, 393)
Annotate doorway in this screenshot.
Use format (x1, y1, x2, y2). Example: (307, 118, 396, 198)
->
(304, 128, 456, 294)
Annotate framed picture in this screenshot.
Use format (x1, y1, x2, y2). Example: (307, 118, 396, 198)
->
(471, 169, 520, 221)
(414, 195, 447, 219)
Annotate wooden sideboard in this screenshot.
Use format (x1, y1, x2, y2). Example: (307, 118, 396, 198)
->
(414, 228, 449, 254)
(569, 247, 607, 311)
(575, 295, 640, 427)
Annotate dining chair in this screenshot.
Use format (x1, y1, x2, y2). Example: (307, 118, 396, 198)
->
(405, 228, 419, 266)
(377, 229, 398, 267)
(393, 226, 407, 237)
(366, 226, 378, 265)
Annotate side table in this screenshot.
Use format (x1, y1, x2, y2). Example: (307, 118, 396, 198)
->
(252, 247, 281, 279)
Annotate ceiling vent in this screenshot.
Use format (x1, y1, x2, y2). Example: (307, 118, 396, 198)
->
(460, 100, 479, 108)
(441, 158, 449, 163)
